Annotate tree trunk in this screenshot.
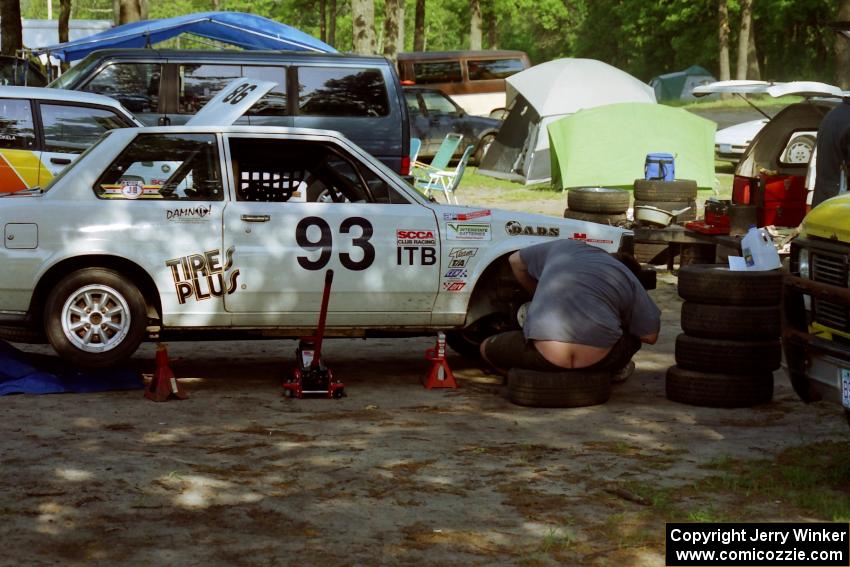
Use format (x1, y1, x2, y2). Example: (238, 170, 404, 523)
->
(735, 0, 753, 80)
(838, 0, 850, 89)
(746, 22, 761, 80)
(329, 0, 337, 47)
(319, 0, 327, 43)
(486, 0, 497, 49)
(469, 0, 482, 50)
(119, 0, 143, 25)
(382, 0, 402, 61)
(413, 0, 425, 51)
(139, 0, 148, 20)
(59, 0, 72, 43)
(717, 0, 731, 82)
(352, 0, 376, 55)
(0, 0, 23, 57)
(211, 0, 220, 9)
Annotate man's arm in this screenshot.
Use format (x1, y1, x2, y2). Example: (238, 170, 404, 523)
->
(509, 251, 537, 294)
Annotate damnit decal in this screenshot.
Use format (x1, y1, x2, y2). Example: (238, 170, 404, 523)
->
(443, 209, 491, 221)
(165, 246, 240, 304)
(446, 223, 491, 241)
(505, 221, 559, 237)
(396, 229, 436, 266)
(166, 205, 212, 222)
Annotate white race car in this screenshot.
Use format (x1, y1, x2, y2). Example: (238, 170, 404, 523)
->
(0, 80, 637, 367)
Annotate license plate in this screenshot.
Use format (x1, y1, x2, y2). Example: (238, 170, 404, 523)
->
(719, 143, 732, 154)
(841, 369, 850, 408)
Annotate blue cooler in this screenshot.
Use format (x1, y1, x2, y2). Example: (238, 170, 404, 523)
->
(645, 153, 675, 181)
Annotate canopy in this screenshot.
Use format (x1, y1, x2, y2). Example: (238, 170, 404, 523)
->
(548, 102, 716, 190)
(649, 65, 716, 101)
(35, 11, 336, 62)
(505, 58, 655, 115)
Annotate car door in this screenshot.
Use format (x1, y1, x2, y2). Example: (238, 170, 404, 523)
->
(0, 97, 43, 192)
(37, 102, 136, 186)
(419, 90, 465, 157)
(221, 134, 440, 327)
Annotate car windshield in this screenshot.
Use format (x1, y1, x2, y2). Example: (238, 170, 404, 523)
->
(41, 130, 114, 193)
(49, 53, 101, 89)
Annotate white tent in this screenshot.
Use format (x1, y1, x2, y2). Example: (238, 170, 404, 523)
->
(479, 58, 656, 185)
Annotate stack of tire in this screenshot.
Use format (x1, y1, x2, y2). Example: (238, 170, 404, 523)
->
(563, 187, 630, 225)
(666, 264, 783, 408)
(633, 179, 698, 223)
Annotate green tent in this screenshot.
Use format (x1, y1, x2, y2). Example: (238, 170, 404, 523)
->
(649, 65, 716, 101)
(548, 102, 716, 190)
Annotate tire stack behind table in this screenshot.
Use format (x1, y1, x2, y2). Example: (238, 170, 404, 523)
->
(563, 187, 630, 225)
(633, 179, 698, 223)
(666, 264, 783, 408)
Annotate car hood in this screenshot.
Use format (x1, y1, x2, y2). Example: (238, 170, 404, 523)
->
(802, 193, 850, 243)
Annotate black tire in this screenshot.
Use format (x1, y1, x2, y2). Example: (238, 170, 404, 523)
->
(633, 179, 698, 201)
(567, 187, 630, 214)
(44, 268, 148, 368)
(507, 368, 612, 408)
(680, 302, 780, 340)
(675, 334, 781, 373)
(665, 365, 773, 408)
(783, 339, 819, 403)
(0, 325, 45, 344)
(563, 209, 628, 225)
(678, 264, 782, 306)
(634, 243, 669, 265)
(473, 133, 495, 166)
(633, 199, 697, 222)
(446, 313, 516, 360)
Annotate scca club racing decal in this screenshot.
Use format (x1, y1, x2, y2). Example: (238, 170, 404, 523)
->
(165, 246, 240, 304)
(448, 247, 478, 268)
(397, 229, 437, 266)
(446, 223, 491, 241)
(443, 209, 491, 221)
(505, 221, 559, 237)
(166, 205, 212, 223)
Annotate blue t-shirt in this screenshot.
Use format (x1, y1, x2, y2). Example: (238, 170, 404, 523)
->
(520, 240, 660, 347)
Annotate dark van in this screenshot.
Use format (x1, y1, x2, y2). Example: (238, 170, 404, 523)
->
(397, 50, 529, 117)
(49, 49, 411, 174)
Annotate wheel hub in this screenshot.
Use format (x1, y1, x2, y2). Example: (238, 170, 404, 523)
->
(61, 284, 131, 353)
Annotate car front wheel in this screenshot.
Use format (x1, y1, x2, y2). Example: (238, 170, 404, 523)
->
(44, 268, 147, 368)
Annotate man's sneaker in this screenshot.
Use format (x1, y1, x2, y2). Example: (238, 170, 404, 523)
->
(612, 361, 635, 384)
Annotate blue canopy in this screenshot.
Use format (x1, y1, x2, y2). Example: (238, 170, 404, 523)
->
(36, 11, 336, 62)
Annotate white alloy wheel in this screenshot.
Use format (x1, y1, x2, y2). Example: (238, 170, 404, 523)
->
(60, 284, 132, 353)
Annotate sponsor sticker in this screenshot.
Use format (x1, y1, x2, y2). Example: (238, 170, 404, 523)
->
(165, 246, 240, 304)
(447, 223, 491, 241)
(443, 268, 468, 278)
(397, 229, 437, 266)
(121, 180, 143, 200)
(448, 247, 478, 268)
(396, 229, 437, 246)
(166, 205, 212, 223)
(505, 221, 559, 237)
(442, 281, 467, 292)
(443, 209, 491, 221)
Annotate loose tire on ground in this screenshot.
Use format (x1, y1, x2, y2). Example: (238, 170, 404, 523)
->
(633, 199, 697, 222)
(783, 339, 819, 403)
(44, 267, 148, 368)
(563, 209, 628, 225)
(566, 187, 630, 214)
(665, 365, 773, 408)
(680, 302, 780, 340)
(507, 368, 612, 408)
(677, 264, 782, 306)
(633, 179, 698, 201)
(675, 334, 781, 373)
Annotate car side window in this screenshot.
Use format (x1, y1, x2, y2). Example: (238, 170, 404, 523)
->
(242, 65, 288, 116)
(0, 98, 35, 150)
(179, 64, 241, 114)
(297, 66, 389, 117)
(467, 58, 525, 80)
(94, 133, 223, 201)
(412, 61, 462, 84)
(83, 63, 161, 114)
(228, 137, 408, 204)
(40, 104, 130, 154)
(421, 91, 458, 115)
(404, 92, 421, 115)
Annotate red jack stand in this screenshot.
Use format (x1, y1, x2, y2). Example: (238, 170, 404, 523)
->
(145, 344, 188, 402)
(423, 332, 458, 389)
(282, 270, 346, 399)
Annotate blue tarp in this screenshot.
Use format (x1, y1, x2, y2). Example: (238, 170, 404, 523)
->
(36, 11, 336, 62)
(0, 341, 142, 395)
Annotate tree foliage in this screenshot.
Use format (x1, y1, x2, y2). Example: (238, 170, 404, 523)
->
(15, 0, 845, 82)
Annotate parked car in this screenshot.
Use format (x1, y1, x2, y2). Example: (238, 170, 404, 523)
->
(404, 86, 500, 165)
(714, 118, 766, 162)
(0, 79, 636, 368)
(0, 86, 140, 192)
(48, 48, 411, 174)
(0, 56, 48, 87)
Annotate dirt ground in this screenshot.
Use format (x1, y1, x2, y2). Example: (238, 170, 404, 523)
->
(3, 270, 847, 567)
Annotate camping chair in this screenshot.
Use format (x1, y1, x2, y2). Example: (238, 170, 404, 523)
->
(423, 145, 475, 204)
(412, 133, 463, 195)
(409, 137, 422, 164)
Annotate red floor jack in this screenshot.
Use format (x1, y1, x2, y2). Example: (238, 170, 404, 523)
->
(282, 269, 346, 399)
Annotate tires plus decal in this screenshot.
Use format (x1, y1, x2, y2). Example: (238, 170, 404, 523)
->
(442, 209, 491, 221)
(396, 229, 436, 266)
(446, 223, 491, 241)
(166, 205, 213, 223)
(296, 216, 375, 271)
(505, 221, 559, 237)
(165, 246, 240, 304)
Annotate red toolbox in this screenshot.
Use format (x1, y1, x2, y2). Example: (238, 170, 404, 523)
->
(732, 174, 806, 227)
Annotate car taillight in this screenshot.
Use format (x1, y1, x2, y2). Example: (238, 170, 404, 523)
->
(401, 155, 411, 176)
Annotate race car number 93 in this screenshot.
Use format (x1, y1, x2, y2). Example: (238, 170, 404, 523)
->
(296, 216, 375, 271)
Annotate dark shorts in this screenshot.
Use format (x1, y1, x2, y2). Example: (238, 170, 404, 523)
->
(482, 331, 641, 373)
